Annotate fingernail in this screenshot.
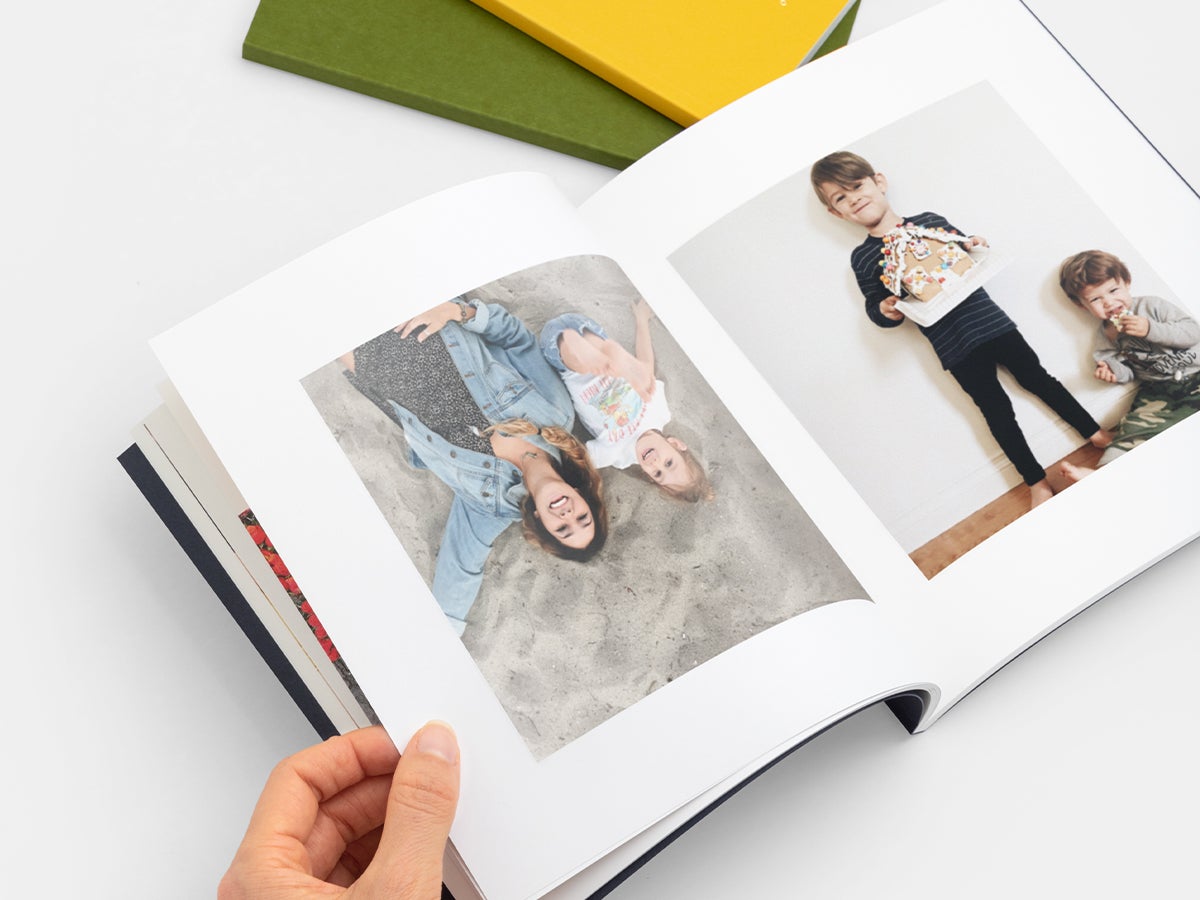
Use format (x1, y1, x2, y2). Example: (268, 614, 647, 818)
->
(416, 720, 459, 765)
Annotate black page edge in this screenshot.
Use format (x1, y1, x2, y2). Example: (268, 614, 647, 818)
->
(117, 443, 339, 741)
(588, 690, 931, 899)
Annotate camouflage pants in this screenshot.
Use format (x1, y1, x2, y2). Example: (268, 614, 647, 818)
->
(1101, 372, 1200, 464)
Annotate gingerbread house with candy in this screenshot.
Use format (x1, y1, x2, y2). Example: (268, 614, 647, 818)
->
(879, 223, 975, 302)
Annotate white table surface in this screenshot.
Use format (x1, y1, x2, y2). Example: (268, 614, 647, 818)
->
(5, 1, 1197, 896)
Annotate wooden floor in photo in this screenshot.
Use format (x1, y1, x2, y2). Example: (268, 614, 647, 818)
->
(910, 442, 1105, 579)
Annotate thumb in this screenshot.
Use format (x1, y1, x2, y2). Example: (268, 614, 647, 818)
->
(356, 721, 461, 900)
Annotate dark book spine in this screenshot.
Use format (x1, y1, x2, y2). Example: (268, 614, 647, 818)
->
(118, 444, 337, 740)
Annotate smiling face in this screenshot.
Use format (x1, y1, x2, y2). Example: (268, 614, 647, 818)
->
(820, 174, 896, 233)
(1078, 277, 1134, 322)
(634, 431, 692, 489)
(532, 481, 595, 550)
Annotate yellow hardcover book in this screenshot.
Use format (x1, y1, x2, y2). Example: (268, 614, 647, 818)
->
(469, 0, 859, 125)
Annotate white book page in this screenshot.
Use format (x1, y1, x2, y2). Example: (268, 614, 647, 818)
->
(152, 172, 926, 900)
(582, 0, 1200, 714)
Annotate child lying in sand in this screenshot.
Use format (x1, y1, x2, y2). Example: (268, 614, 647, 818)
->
(540, 299, 712, 501)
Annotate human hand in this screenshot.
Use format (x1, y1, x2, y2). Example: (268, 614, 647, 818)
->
(398, 302, 471, 342)
(1115, 313, 1150, 338)
(880, 295, 906, 321)
(965, 235, 989, 249)
(1094, 361, 1118, 383)
(632, 298, 654, 327)
(218, 722, 460, 900)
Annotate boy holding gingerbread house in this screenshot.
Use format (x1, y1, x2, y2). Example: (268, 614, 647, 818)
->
(810, 150, 1110, 509)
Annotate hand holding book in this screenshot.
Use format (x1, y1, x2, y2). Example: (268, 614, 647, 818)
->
(220, 723, 460, 899)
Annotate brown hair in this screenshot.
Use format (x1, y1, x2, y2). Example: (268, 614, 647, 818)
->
(809, 151, 877, 208)
(1058, 250, 1132, 304)
(490, 419, 608, 561)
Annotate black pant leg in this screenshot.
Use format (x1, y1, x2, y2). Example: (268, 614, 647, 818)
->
(995, 330, 1101, 438)
(949, 343, 1048, 486)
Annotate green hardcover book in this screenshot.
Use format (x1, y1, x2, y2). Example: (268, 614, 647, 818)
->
(813, 0, 860, 63)
(242, 0, 683, 169)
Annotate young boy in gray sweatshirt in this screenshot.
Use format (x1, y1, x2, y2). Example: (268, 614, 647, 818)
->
(1058, 249, 1200, 480)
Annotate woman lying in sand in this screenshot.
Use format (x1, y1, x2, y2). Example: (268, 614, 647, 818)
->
(341, 297, 607, 635)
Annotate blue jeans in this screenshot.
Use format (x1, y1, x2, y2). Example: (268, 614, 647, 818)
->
(539, 313, 609, 374)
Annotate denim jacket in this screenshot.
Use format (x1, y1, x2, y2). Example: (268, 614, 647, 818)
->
(384, 301, 575, 633)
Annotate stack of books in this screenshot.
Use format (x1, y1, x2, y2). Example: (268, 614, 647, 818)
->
(242, 0, 861, 168)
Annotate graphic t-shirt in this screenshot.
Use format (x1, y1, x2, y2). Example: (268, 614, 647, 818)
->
(1093, 295, 1200, 383)
(561, 370, 671, 468)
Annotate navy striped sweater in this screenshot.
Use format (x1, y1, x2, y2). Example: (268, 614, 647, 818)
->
(850, 211, 1015, 369)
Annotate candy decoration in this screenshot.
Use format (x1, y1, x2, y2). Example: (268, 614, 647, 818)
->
(879, 223, 976, 300)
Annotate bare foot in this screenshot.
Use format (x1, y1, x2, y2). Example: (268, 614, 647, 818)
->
(1059, 461, 1095, 484)
(614, 349, 656, 401)
(572, 330, 655, 401)
(1089, 428, 1114, 449)
(1029, 479, 1055, 509)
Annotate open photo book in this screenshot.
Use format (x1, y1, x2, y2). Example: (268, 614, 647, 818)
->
(121, 2, 1200, 898)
